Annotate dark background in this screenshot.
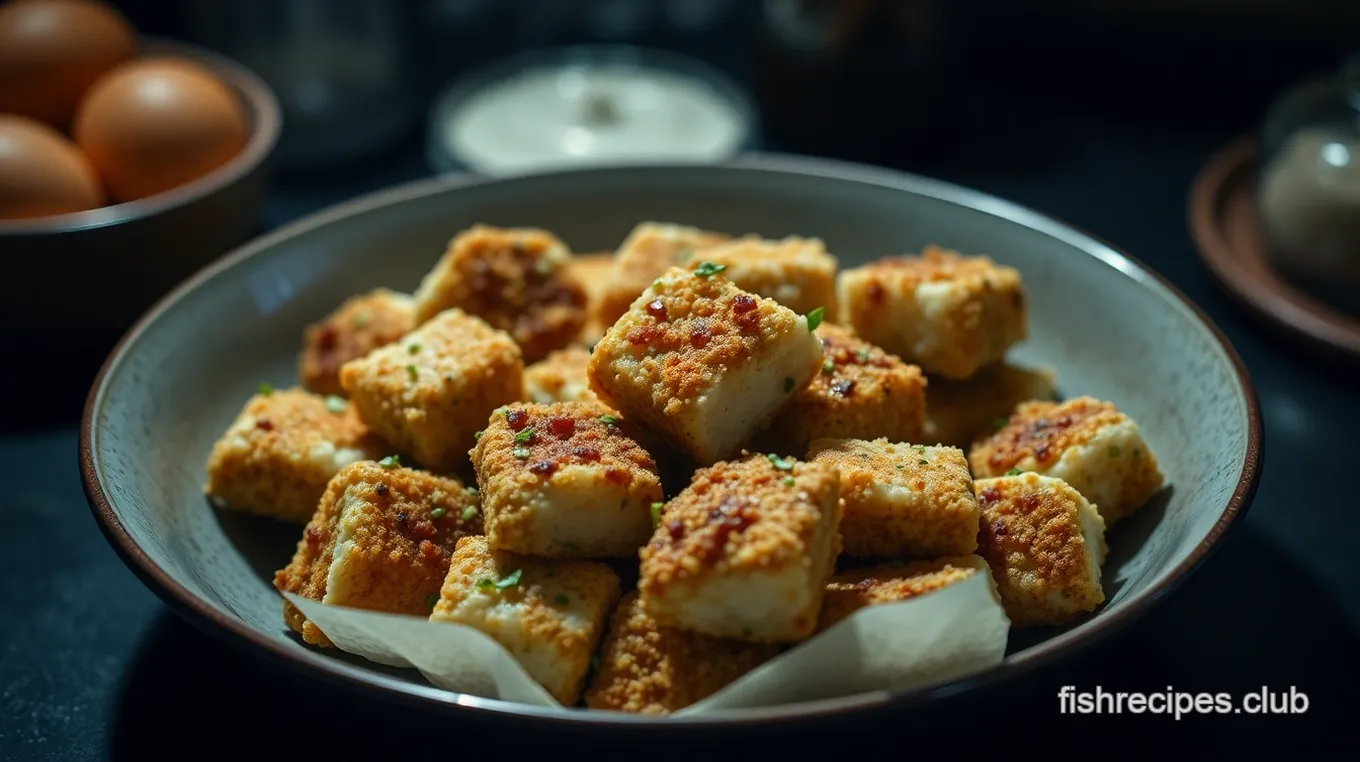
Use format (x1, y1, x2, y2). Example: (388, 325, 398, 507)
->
(3, 0, 1358, 758)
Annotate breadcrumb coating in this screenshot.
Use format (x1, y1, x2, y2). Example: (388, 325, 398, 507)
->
(472, 401, 662, 557)
(585, 591, 781, 714)
(298, 289, 416, 396)
(974, 473, 1106, 627)
(568, 253, 619, 345)
(274, 461, 482, 647)
(432, 536, 620, 705)
(684, 234, 838, 316)
(838, 245, 1027, 379)
(638, 452, 840, 642)
(595, 222, 730, 329)
(524, 345, 603, 406)
(412, 225, 588, 362)
(204, 387, 385, 523)
(758, 324, 926, 454)
(969, 396, 1164, 524)
(807, 437, 979, 559)
(818, 555, 993, 632)
(339, 308, 523, 471)
(923, 362, 1057, 447)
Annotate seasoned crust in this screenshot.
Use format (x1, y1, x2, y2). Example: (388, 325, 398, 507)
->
(585, 591, 781, 714)
(274, 461, 482, 647)
(524, 345, 602, 406)
(683, 234, 839, 316)
(758, 324, 926, 454)
(595, 222, 731, 329)
(974, 473, 1106, 627)
(567, 253, 619, 345)
(923, 362, 1057, 448)
(818, 555, 993, 633)
(204, 387, 386, 523)
(807, 437, 980, 559)
(298, 289, 416, 396)
(973, 396, 1126, 471)
(412, 225, 588, 362)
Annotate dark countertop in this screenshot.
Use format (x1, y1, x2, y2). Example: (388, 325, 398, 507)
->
(4, 14, 1359, 757)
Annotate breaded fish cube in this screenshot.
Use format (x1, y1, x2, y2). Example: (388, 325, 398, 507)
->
(431, 536, 620, 705)
(339, 309, 523, 471)
(758, 324, 926, 454)
(818, 555, 995, 632)
(683, 235, 838, 316)
(412, 225, 588, 362)
(838, 245, 1027, 379)
(568, 252, 618, 345)
(585, 591, 781, 714)
(523, 346, 603, 406)
(807, 438, 980, 559)
(274, 461, 483, 647)
(298, 288, 416, 396)
(595, 222, 730, 329)
(974, 473, 1107, 627)
(587, 266, 824, 464)
(924, 362, 1058, 447)
(472, 401, 662, 557)
(638, 453, 840, 643)
(204, 387, 384, 523)
(969, 396, 1164, 524)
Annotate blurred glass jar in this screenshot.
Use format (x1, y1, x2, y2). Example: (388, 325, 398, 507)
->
(186, 0, 419, 170)
(1257, 54, 1360, 317)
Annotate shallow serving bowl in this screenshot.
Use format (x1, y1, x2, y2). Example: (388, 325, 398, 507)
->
(79, 155, 1262, 728)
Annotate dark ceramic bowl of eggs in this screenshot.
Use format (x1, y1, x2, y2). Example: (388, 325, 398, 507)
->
(0, 0, 280, 359)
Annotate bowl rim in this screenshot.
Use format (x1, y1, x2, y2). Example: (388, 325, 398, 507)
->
(0, 36, 281, 236)
(78, 153, 1263, 729)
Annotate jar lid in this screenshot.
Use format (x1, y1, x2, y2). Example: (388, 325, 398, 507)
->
(427, 46, 757, 176)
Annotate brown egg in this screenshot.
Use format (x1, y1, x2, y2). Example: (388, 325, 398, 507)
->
(73, 56, 249, 203)
(0, 0, 139, 128)
(0, 114, 104, 220)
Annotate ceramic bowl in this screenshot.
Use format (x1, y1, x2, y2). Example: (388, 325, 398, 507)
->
(80, 155, 1262, 728)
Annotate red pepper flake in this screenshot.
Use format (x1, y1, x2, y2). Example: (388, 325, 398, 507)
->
(604, 467, 629, 485)
(546, 416, 576, 438)
(419, 539, 440, 560)
(690, 326, 710, 348)
(529, 460, 556, 476)
(506, 409, 529, 430)
(315, 324, 337, 350)
(979, 486, 1000, 505)
(646, 299, 667, 320)
(867, 282, 885, 304)
(830, 379, 856, 397)
(304, 526, 324, 546)
(627, 325, 658, 346)
(572, 445, 601, 462)
(1035, 444, 1052, 462)
(254, 417, 273, 431)
(375, 483, 390, 498)
(666, 519, 686, 540)
(732, 294, 757, 314)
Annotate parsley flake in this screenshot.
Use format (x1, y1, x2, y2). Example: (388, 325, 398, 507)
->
(324, 395, 346, 413)
(512, 447, 530, 459)
(430, 507, 446, 518)
(856, 347, 870, 363)
(407, 343, 421, 354)
(495, 569, 522, 589)
(822, 359, 835, 374)
(693, 261, 726, 277)
(805, 306, 825, 332)
(378, 454, 401, 468)
(461, 506, 478, 521)
(474, 430, 484, 441)
(918, 459, 929, 465)
(476, 579, 495, 590)
(767, 453, 795, 471)
(783, 477, 796, 487)
(515, 426, 536, 443)
(466, 486, 479, 496)
(1006, 467, 1023, 476)
(598, 414, 617, 425)
(783, 377, 795, 393)
(651, 501, 664, 527)
(405, 364, 419, 381)
(257, 382, 274, 396)
(555, 594, 570, 605)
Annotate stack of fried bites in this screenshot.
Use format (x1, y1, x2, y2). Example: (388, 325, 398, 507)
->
(204, 221, 1164, 714)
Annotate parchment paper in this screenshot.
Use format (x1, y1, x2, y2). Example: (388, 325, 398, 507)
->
(284, 571, 1009, 714)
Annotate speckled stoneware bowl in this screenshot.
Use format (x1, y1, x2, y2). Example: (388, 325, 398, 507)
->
(80, 155, 1262, 728)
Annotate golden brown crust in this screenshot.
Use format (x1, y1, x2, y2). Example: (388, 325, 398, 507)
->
(413, 225, 588, 362)
(682, 234, 838, 316)
(523, 346, 602, 406)
(568, 253, 618, 344)
(204, 387, 386, 523)
(971, 396, 1125, 473)
(818, 556, 987, 632)
(585, 591, 781, 714)
(274, 461, 482, 647)
(595, 222, 730, 329)
(298, 289, 416, 396)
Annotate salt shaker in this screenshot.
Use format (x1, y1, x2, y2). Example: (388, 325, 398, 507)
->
(1257, 54, 1360, 317)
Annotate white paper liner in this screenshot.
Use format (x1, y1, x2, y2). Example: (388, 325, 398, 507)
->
(284, 572, 1009, 714)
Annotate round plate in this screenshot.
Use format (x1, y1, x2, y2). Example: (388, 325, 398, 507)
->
(1188, 135, 1360, 361)
(81, 155, 1262, 728)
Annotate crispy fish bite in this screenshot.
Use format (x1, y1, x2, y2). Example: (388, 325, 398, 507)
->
(639, 453, 841, 643)
(838, 245, 1027, 380)
(594, 222, 731, 329)
(807, 438, 980, 559)
(585, 591, 781, 714)
(298, 288, 416, 396)
(969, 396, 1164, 524)
(818, 555, 994, 633)
(683, 235, 838, 316)
(523, 346, 603, 406)
(472, 401, 662, 558)
(924, 362, 1057, 447)
(339, 309, 523, 472)
(758, 324, 926, 454)
(204, 387, 385, 523)
(274, 461, 483, 647)
(412, 225, 588, 362)
(568, 253, 617, 345)
(587, 266, 824, 464)
(974, 473, 1106, 627)
(431, 536, 620, 705)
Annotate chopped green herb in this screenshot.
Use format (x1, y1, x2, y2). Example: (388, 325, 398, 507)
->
(856, 347, 870, 363)
(1006, 467, 1023, 476)
(466, 486, 479, 496)
(405, 364, 419, 381)
(692, 261, 726, 277)
(324, 395, 346, 413)
(430, 507, 447, 519)
(650, 502, 664, 526)
(495, 569, 522, 589)
(257, 382, 274, 396)
(474, 430, 484, 441)
(783, 477, 796, 487)
(512, 447, 530, 459)
(805, 306, 825, 332)
(675, 247, 694, 262)
(378, 454, 401, 468)
(822, 359, 835, 374)
(476, 579, 495, 590)
(1108, 446, 1121, 458)
(896, 464, 905, 469)
(652, 278, 664, 288)
(494, 406, 509, 417)
(461, 506, 478, 521)
(783, 377, 795, 393)
(407, 343, 421, 354)
(352, 312, 370, 328)
(912, 444, 926, 451)
(427, 592, 439, 610)
(767, 453, 795, 471)
(598, 414, 618, 425)
(919, 459, 929, 465)
(515, 426, 536, 443)
(555, 594, 570, 605)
